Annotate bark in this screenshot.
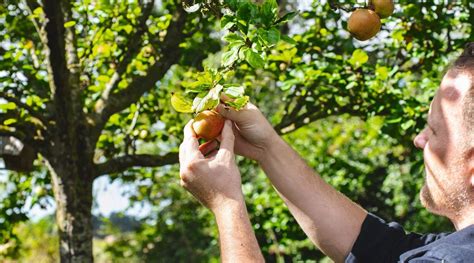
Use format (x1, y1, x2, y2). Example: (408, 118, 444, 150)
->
(45, 154, 95, 263)
(96, 152, 179, 176)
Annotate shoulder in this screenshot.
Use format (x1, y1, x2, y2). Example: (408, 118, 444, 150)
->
(406, 244, 474, 262)
(401, 227, 474, 263)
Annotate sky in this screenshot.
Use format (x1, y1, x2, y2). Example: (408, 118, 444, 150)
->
(0, 157, 151, 220)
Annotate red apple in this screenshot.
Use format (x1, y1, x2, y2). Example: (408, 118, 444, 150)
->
(192, 110, 225, 141)
(347, 9, 381, 41)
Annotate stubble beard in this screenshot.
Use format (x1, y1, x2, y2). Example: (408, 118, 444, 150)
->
(419, 165, 471, 220)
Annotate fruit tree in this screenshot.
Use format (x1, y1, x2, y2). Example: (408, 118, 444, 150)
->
(0, 0, 472, 262)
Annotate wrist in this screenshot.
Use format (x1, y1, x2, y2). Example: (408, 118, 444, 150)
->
(211, 196, 246, 217)
(258, 132, 285, 165)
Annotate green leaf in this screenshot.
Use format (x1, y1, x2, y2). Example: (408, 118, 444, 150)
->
(64, 21, 76, 28)
(245, 49, 265, 69)
(386, 117, 402, 123)
(237, 2, 257, 22)
(3, 119, 17, 125)
(280, 79, 299, 91)
(346, 82, 357, 90)
(225, 96, 249, 110)
(0, 102, 16, 111)
(223, 85, 245, 98)
(401, 119, 415, 130)
(182, 72, 214, 93)
(97, 75, 110, 83)
(122, 25, 133, 34)
(376, 66, 389, 80)
(192, 85, 223, 113)
(261, 0, 278, 26)
(259, 27, 280, 45)
(221, 15, 234, 30)
(222, 33, 245, 44)
(171, 93, 193, 113)
(225, 0, 243, 11)
(281, 35, 297, 45)
(348, 49, 368, 69)
(274, 11, 298, 25)
(222, 44, 242, 67)
(33, 7, 43, 16)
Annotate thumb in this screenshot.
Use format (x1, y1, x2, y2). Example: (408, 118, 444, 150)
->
(216, 120, 235, 161)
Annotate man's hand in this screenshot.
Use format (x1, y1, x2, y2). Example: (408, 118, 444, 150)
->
(179, 119, 243, 211)
(179, 119, 264, 262)
(216, 102, 278, 162)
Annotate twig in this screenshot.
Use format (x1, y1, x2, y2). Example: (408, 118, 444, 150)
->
(328, 0, 361, 12)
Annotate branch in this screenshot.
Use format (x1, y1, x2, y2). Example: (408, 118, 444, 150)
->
(0, 91, 48, 125)
(328, 0, 360, 12)
(0, 114, 45, 150)
(279, 85, 307, 129)
(92, 7, 188, 132)
(0, 127, 25, 141)
(100, 0, 155, 102)
(275, 109, 328, 135)
(96, 152, 179, 176)
(275, 97, 369, 135)
(43, 0, 70, 98)
(23, 0, 48, 46)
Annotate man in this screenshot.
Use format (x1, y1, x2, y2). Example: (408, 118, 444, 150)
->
(178, 43, 474, 262)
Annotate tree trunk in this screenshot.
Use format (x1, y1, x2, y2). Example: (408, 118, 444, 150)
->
(46, 157, 94, 263)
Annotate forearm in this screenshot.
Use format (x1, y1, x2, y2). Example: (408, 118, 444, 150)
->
(213, 199, 264, 263)
(259, 136, 367, 262)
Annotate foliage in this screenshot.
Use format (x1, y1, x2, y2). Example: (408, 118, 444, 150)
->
(0, 216, 58, 262)
(0, 0, 472, 261)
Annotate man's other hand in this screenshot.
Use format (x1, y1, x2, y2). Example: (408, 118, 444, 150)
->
(216, 101, 279, 162)
(179, 119, 243, 211)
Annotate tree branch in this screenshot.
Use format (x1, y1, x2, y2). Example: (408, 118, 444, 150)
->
(0, 113, 46, 150)
(95, 152, 179, 176)
(328, 0, 361, 12)
(100, 0, 155, 103)
(92, 7, 188, 136)
(23, 0, 48, 46)
(0, 127, 25, 142)
(279, 85, 307, 130)
(0, 91, 48, 125)
(43, 0, 70, 98)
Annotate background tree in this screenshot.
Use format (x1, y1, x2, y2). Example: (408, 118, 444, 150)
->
(0, 0, 472, 262)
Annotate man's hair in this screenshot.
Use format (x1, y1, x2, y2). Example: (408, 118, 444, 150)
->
(451, 42, 474, 131)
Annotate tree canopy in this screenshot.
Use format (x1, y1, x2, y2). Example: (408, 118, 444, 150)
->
(0, 0, 472, 261)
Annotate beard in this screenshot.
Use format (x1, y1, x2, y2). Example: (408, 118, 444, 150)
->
(420, 182, 437, 213)
(419, 166, 471, 219)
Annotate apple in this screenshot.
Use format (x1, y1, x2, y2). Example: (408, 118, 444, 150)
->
(347, 9, 381, 41)
(369, 0, 395, 18)
(192, 110, 225, 141)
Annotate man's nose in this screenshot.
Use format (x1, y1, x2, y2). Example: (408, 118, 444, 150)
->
(413, 131, 428, 149)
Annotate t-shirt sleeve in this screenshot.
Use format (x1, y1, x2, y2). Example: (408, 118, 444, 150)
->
(345, 213, 449, 263)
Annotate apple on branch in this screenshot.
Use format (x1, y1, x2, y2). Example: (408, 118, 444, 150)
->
(344, 0, 395, 41)
(171, 71, 249, 143)
(170, 1, 296, 149)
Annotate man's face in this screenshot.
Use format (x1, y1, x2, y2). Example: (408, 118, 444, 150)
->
(413, 71, 473, 220)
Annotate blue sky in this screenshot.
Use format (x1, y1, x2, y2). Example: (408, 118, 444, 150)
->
(0, 158, 151, 220)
